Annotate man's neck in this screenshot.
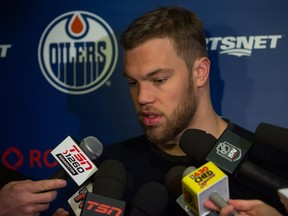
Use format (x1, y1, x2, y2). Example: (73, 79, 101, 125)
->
(156, 115, 228, 156)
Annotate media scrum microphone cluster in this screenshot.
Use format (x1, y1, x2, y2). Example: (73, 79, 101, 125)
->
(179, 128, 288, 191)
(176, 127, 288, 215)
(80, 159, 168, 216)
(50, 136, 169, 216)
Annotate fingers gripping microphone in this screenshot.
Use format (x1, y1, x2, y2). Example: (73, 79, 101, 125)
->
(129, 182, 169, 216)
(81, 159, 127, 216)
(50, 136, 103, 186)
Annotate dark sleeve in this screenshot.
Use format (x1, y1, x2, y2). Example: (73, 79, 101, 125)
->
(0, 164, 27, 188)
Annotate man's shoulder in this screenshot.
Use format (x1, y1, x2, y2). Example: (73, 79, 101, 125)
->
(226, 120, 255, 141)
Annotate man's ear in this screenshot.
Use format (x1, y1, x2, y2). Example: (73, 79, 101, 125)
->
(194, 57, 210, 87)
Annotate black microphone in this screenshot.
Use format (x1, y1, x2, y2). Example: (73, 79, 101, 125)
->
(81, 159, 127, 216)
(50, 136, 103, 182)
(179, 128, 288, 191)
(129, 181, 168, 216)
(92, 159, 127, 199)
(165, 165, 187, 198)
(255, 122, 288, 153)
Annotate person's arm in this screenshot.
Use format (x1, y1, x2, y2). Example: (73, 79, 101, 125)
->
(204, 199, 283, 216)
(0, 179, 67, 216)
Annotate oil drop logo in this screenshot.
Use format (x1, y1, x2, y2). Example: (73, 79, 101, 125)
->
(38, 11, 118, 94)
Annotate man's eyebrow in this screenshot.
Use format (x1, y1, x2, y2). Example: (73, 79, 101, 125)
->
(123, 68, 174, 79)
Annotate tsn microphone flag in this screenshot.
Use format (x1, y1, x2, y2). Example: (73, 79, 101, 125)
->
(182, 161, 229, 216)
(51, 136, 97, 186)
(81, 192, 126, 216)
(68, 182, 93, 216)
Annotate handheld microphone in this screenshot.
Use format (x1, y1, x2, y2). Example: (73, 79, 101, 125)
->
(181, 161, 229, 216)
(209, 192, 239, 216)
(255, 122, 288, 153)
(50, 136, 103, 186)
(129, 181, 168, 216)
(81, 159, 127, 216)
(179, 129, 288, 191)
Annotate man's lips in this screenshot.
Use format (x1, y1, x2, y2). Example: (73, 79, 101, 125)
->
(139, 112, 162, 126)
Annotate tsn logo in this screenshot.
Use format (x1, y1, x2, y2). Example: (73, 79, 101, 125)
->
(62, 144, 93, 174)
(85, 201, 123, 216)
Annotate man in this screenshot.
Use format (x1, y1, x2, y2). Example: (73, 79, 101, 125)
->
(0, 164, 69, 216)
(100, 6, 287, 215)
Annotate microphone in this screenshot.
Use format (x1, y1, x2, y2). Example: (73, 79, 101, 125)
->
(255, 122, 288, 153)
(50, 136, 103, 186)
(81, 159, 127, 216)
(165, 165, 187, 198)
(181, 161, 229, 216)
(92, 159, 127, 199)
(179, 128, 288, 191)
(129, 181, 168, 216)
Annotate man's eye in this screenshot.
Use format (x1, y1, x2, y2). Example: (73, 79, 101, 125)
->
(128, 80, 138, 87)
(153, 78, 167, 85)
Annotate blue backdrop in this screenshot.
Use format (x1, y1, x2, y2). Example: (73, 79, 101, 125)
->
(1, 0, 288, 214)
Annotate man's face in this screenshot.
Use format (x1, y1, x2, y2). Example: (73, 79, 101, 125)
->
(123, 38, 197, 145)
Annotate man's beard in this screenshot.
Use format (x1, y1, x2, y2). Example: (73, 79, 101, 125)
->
(140, 82, 197, 145)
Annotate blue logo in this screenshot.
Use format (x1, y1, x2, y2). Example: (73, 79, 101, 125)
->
(38, 11, 118, 94)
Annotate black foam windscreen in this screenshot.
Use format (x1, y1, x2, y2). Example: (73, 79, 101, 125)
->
(93, 159, 126, 200)
(165, 165, 187, 198)
(179, 128, 216, 161)
(255, 122, 288, 153)
(130, 182, 168, 216)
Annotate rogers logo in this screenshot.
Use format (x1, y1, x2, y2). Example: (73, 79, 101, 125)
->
(2, 147, 24, 170)
(38, 11, 118, 94)
(206, 35, 283, 57)
(1, 147, 57, 170)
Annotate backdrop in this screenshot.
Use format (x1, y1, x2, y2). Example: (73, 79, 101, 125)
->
(1, 0, 288, 214)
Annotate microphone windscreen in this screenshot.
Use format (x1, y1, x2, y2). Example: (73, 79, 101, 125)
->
(130, 182, 168, 216)
(179, 129, 216, 161)
(182, 166, 196, 177)
(255, 122, 288, 153)
(165, 165, 186, 198)
(80, 136, 103, 160)
(93, 159, 126, 200)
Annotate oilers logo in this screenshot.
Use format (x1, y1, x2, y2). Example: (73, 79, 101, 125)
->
(38, 11, 118, 94)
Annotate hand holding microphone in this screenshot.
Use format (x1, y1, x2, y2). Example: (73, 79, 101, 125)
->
(204, 198, 283, 216)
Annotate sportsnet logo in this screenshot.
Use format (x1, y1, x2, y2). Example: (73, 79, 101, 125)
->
(206, 35, 283, 57)
(38, 11, 118, 94)
(0, 44, 12, 58)
(216, 141, 241, 162)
